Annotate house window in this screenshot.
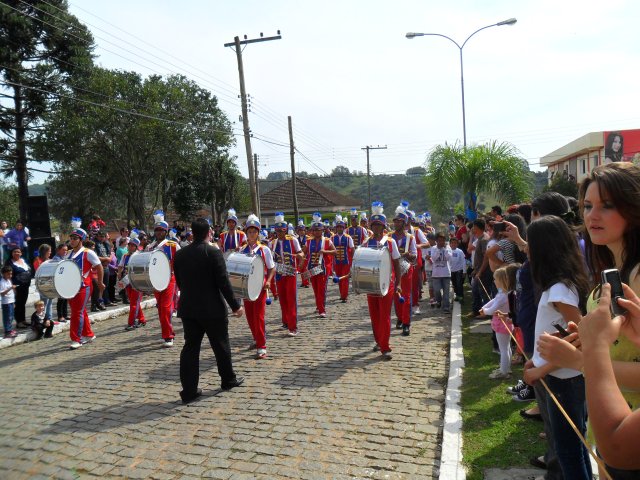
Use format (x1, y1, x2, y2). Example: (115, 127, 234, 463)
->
(593, 154, 599, 167)
(582, 159, 586, 174)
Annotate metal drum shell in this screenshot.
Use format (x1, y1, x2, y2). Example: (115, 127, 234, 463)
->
(225, 252, 265, 301)
(128, 251, 171, 294)
(351, 247, 392, 296)
(35, 259, 82, 300)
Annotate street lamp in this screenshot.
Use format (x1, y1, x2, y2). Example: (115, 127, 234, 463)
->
(406, 18, 516, 147)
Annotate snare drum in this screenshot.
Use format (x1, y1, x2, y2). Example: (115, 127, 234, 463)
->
(275, 263, 297, 277)
(351, 247, 392, 296)
(35, 260, 82, 299)
(225, 252, 265, 301)
(301, 265, 323, 280)
(128, 251, 171, 293)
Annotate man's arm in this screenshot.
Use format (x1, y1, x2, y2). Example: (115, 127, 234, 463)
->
(211, 246, 241, 311)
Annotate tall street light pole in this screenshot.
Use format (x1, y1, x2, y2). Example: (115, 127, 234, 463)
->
(225, 32, 282, 216)
(406, 18, 516, 147)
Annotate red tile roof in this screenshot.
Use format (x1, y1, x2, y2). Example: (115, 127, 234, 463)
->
(259, 177, 361, 214)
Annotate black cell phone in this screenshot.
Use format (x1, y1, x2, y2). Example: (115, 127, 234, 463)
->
(492, 222, 505, 233)
(552, 323, 570, 338)
(601, 269, 627, 316)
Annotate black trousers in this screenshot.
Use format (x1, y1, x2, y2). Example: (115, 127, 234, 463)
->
(180, 316, 236, 396)
(15, 284, 29, 323)
(57, 298, 68, 319)
(451, 270, 464, 297)
(33, 321, 54, 338)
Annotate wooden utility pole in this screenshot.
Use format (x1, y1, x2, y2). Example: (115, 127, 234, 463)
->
(254, 153, 261, 216)
(288, 116, 299, 223)
(361, 145, 388, 207)
(224, 32, 282, 217)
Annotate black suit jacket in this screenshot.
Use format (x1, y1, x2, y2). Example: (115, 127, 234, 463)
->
(174, 241, 240, 318)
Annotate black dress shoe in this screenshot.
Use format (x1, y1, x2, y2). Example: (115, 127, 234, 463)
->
(221, 376, 244, 391)
(180, 388, 202, 404)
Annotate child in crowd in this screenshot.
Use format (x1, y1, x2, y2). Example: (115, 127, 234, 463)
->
(424, 233, 436, 306)
(449, 237, 466, 303)
(31, 300, 53, 339)
(428, 232, 452, 313)
(1, 266, 17, 338)
(481, 264, 520, 379)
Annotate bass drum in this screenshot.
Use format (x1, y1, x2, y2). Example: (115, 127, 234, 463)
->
(225, 252, 265, 301)
(351, 247, 392, 296)
(35, 259, 82, 300)
(128, 250, 171, 293)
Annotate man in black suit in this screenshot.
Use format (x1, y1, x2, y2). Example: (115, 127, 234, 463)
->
(174, 218, 245, 403)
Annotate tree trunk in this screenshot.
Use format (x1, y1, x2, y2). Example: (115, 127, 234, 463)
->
(13, 86, 29, 222)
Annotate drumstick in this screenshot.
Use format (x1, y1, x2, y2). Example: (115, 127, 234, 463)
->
(332, 273, 350, 283)
(265, 288, 272, 306)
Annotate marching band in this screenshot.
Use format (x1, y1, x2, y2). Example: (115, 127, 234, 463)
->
(35, 202, 438, 359)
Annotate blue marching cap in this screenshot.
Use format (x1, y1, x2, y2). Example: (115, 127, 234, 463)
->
(274, 212, 287, 229)
(245, 214, 261, 231)
(370, 202, 386, 226)
(154, 221, 169, 231)
(70, 228, 88, 240)
(128, 237, 141, 247)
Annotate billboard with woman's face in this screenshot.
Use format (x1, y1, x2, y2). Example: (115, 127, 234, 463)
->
(603, 129, 640, 164)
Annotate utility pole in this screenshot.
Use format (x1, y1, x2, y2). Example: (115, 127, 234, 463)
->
(361, 145, 388, 207)
(254, 153, 261, 217)
(224, 31, 282, 216)
(288, 116, 299, 223)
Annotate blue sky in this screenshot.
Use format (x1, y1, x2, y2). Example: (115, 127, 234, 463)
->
(31, 0, 640, 182)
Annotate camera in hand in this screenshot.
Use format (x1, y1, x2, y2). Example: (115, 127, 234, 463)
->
(601, 268, 627, 316)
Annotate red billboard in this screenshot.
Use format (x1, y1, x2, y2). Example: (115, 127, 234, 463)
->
(603, 129, 640, 164)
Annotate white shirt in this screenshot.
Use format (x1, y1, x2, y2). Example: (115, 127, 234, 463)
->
(244, 243, 275, 269)
(0, 278, 15, 304)
(429, 245, 452, 277)
(365, 237, 401, 260)
(532, 282, 582, 379)
(449, 248, 466, 272)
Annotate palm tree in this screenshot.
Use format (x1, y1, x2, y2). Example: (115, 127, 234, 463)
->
(424, 140, 533, 218)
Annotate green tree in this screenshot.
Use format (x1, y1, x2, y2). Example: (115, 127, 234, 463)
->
(543, 172, 578, 198)
(0, 0, 94, 220)
(34, 69, 236, 228)
(423, 141, 533, 217)
(0, 180, 19, 222)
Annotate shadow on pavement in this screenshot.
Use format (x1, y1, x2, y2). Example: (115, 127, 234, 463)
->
(275, 350, 382, 388)
(42, 399, 184, 434)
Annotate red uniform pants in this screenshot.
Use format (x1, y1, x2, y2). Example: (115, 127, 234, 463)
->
(394, 267, 413, 325)
(154, 276, 176, 340)
(276, 275, 297, 331)
(68, 284, 94, 343)
(367, 282, 395, 353)
(126, 286, 146, 326)
(245, 289, 267, 349)
(334, 262, 350, 300)
(310, 273, 327, 314)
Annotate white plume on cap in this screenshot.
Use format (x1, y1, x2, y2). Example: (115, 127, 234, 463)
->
(274, 212, 285, 223)
(153, 209, 165, 223)
(335, 214, 343, 223)
(350, 208, 358, 216)
(130, 228, 139, 240)
(71, 217, 82, 228)
(247, 214, 260, 224)
(371, 202, 384, 216)
(312, 212, 322, 223)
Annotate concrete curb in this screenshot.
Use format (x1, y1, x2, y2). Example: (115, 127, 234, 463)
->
(439, 300, 466, 480)
(0, 298, 157, 350)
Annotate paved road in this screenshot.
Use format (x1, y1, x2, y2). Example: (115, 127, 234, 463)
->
(0, 282, 450, 479)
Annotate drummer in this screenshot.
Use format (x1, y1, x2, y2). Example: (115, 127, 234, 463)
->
(147, 211, 180, 348)
(362, 202, 402, 360)
(389, 201, 417, 336)
(360, 212, 373, 238)
(271, 213, 304, 336)
(304, 213, 336, 318)
(118, 238, 146, 330)
(218, 208, 246, 253)
(409, 211, 428, 315)
(66, 227, 104, 350)
(331, 214, 354, 303)
(295, 220, 310, 288)
(238, 214, 275, 359)
(347, 208, 368, 248)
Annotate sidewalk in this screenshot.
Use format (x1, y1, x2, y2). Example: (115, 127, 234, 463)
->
(1, 285, 156, 349)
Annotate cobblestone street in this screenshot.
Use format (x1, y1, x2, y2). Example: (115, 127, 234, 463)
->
(0, 283, 450, 479)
